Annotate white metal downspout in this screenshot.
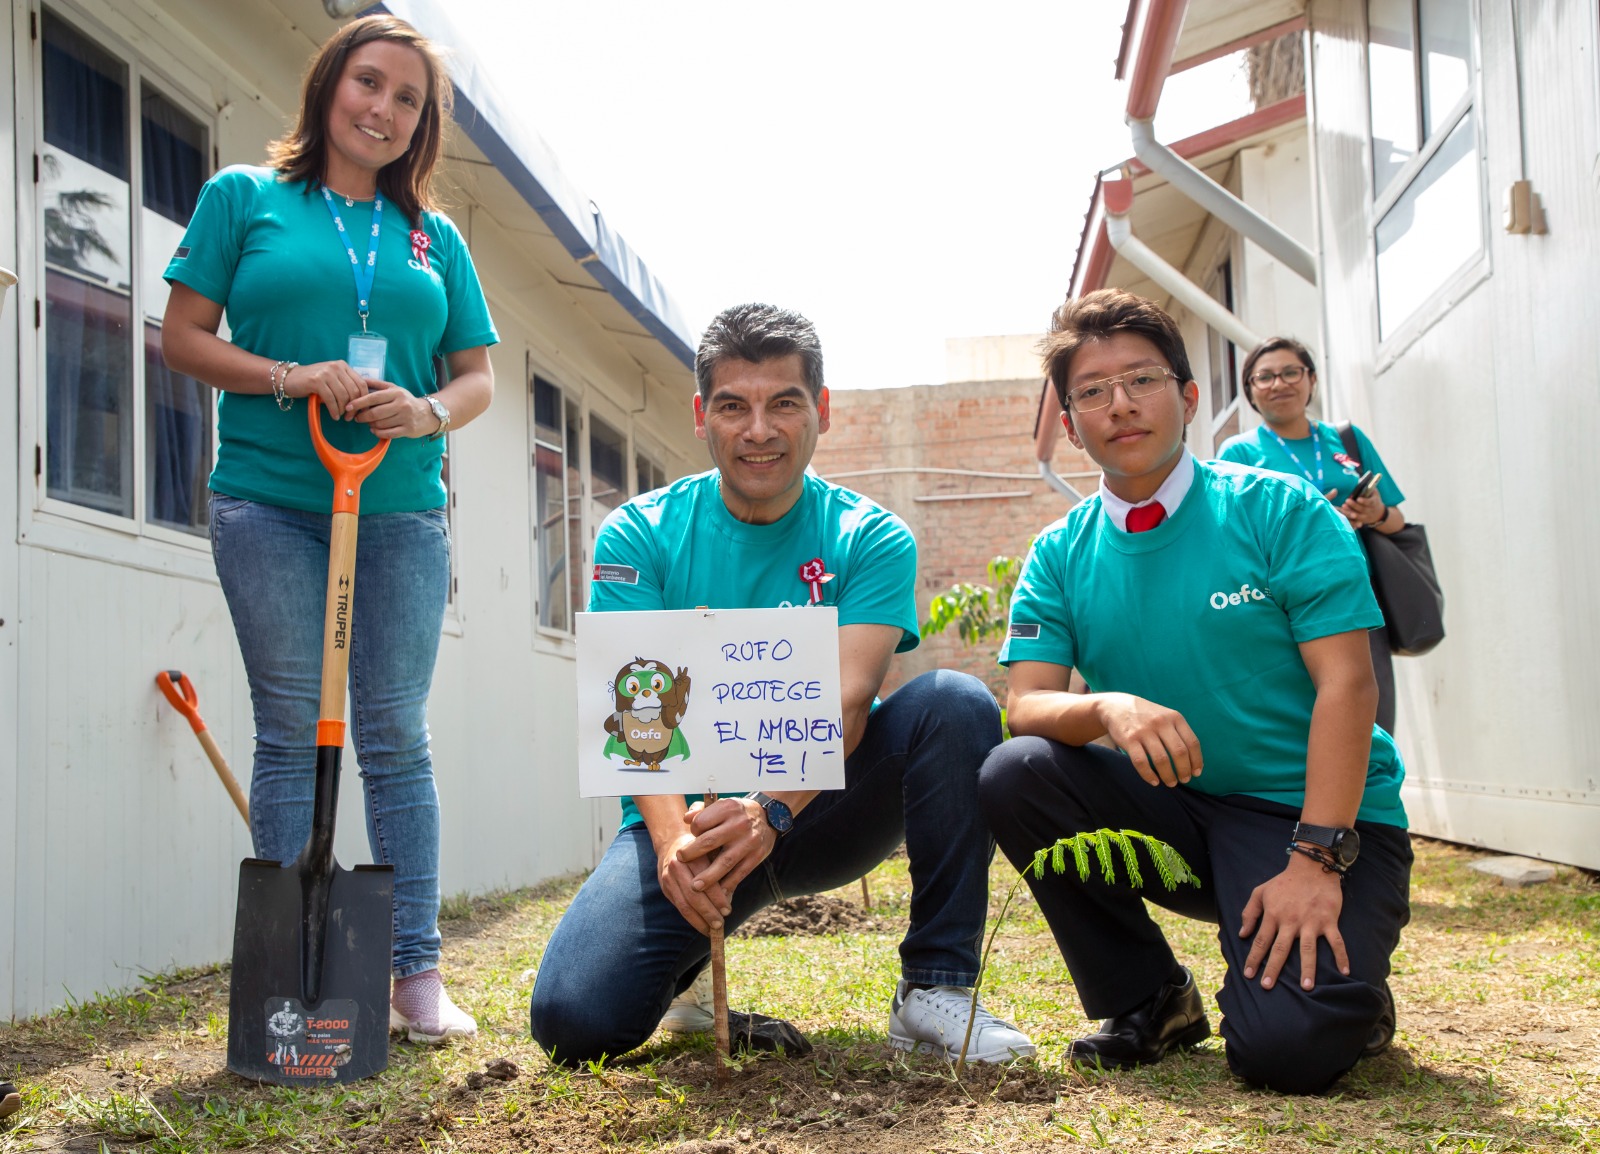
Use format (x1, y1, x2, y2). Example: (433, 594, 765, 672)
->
(1128, 117, 1318, 285)
(1038, 459, 1085, 501)
(1104, 209, 1263, 351)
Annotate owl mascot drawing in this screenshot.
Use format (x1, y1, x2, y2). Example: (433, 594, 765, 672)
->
(603, 658, 691, 771)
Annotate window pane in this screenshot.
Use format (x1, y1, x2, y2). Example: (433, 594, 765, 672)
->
(43, 12, 133, 515)
(533, 377, 569, 632)
(588, 417, 627, 612)
(636, 451, 665, 496)
(1368, 0, 1419, 195)
(145, 325, 209, 533)
(1375, 108, 1481, 339)
(565, 400, 584, 620)
(1419, 0, 1471, 137)
(142, 85, 210, 535)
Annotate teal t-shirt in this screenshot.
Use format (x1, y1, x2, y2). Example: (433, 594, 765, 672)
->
(164, 166, 499, 514)
(1217, 421, 1405, 508)
(591, 470, 920, 828)
(999, 460, 1406, 828)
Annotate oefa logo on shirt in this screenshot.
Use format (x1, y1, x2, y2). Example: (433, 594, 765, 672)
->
(1209, 582, 1270, 610)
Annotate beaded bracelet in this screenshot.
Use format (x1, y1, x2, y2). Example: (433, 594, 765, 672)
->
(270, 360, 299, 411)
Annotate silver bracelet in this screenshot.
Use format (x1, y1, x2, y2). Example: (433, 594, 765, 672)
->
(270, 360, 298, 411)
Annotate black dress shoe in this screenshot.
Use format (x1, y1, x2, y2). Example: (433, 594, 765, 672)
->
(1069, 968, 1211, 1070)
(1363, 980, 1396, 1058)
(0, 1080, 20, 1121)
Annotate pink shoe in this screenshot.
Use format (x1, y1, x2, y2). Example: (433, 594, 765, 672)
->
(390, 970, 477, 1044)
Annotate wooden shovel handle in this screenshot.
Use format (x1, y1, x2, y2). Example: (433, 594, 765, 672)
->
(308, 400, 389, 743)
(155, 670, 251, 825)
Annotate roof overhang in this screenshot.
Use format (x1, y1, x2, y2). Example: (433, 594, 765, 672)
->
(1040, 93, 1306, 463)
(1117, 0, 1307, 88)
(1068, 93, 1307, 301)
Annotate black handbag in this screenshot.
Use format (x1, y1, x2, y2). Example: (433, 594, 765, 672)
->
(1336, 423, 1446, 656)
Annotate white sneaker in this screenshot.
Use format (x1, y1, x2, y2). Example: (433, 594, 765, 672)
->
(389, 970, 478, 1044)
(659, 968, 715, 1035)
(887, 980, 1035, 1063)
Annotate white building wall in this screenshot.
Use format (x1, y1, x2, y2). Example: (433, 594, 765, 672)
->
(1308, 0, 1600, 867)
(1, 0, 23, 1027)
(3, 0, 704, 1019)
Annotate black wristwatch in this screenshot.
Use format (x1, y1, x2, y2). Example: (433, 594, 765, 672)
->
(1290, 822, 1361, 872)
(747, 791, 794, 836)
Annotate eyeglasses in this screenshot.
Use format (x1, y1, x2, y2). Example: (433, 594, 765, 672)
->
(1065, 368, 1178, 412)
(1248, 365, 1309, 389)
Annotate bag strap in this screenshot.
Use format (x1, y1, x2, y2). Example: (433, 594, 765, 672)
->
(1335, 421, 1361, 462)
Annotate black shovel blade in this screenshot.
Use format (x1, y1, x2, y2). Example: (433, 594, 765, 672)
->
(226, 856, 393, 1084)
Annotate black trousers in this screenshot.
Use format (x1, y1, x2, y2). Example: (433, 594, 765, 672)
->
(979, 737, 1412, 1094)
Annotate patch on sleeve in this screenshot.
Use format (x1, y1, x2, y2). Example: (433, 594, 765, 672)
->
(173, 246, 190, 259)
(1008, 623, 1041, 640)
(592, 563, 639, 585)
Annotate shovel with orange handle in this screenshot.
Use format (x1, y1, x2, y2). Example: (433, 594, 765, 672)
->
(155, 670, 251, 826)
(226, 396, 394, 1086)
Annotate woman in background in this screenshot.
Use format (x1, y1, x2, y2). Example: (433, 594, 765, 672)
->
(1218, 338, 1404, 735)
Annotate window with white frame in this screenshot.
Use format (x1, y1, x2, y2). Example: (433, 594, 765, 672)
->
(1367, 0, 1481, 341)
(39, 7, 213, 537)
(532, 372, 582, 635)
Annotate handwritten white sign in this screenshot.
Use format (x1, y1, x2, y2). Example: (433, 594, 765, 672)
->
(575, 608, 846, 798)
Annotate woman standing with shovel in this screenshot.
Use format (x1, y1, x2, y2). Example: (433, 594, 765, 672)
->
(162, 15, 497, 1043)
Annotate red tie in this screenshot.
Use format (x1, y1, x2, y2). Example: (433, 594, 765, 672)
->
(1126, 501, 1167, 533)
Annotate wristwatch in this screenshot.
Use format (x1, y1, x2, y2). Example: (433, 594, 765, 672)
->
(747, 791, 794, 837)
(1291, 822, 1361, 871)
(425, 395, 450, 440)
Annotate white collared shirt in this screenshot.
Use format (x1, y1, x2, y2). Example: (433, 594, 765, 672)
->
(1098, 448, 1196, 532)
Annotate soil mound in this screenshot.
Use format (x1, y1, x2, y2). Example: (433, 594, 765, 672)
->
(736, 894, 882, 937)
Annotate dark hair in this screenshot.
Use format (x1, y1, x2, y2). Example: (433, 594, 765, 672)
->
(1039, 289, 1193, 410)
(266, 15, 451, 226)
(1239, 337, 1318, 412)
(695, 303, 824, 401)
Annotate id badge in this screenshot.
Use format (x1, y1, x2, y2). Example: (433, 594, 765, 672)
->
(347, 332, 388, 379)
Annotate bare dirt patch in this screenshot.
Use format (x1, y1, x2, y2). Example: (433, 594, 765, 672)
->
(735, 894, 885, 937)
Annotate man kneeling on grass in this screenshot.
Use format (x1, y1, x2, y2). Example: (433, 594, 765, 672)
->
(978, 289, 1412, 1094)
(529, 302, 1033, 1067)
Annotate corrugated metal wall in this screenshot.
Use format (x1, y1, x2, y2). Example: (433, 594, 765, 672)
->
(1308, 0, 1600, 867)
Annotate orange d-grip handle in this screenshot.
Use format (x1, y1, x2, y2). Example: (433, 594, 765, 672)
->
(308, 396, 389, 515)
(156, 669, 205, 733)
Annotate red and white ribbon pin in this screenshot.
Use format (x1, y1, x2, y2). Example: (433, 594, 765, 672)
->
(798, 557, 835, 604)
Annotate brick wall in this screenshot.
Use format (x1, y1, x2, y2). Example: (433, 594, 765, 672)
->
(811, 378, 1101, 698)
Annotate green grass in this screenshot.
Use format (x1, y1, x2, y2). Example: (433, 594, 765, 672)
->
(1, 838, 1597, 1152)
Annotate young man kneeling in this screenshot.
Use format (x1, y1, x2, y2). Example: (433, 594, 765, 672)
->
(979, 290, 1410, 1094)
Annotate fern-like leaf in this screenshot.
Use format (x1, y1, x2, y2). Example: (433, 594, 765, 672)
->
(1109, 830, 1143, 889)
(1069, 835, 1090, 880)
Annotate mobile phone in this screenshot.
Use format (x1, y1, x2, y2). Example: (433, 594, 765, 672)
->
(1351, 471, 1381, 500)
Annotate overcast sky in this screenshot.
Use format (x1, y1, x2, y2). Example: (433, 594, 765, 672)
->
(448, 2, 1249, 389)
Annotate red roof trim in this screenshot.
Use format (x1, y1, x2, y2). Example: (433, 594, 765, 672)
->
(1124, 93, 1307, 177)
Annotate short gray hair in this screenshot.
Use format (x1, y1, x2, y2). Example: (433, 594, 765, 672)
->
(695, 303, 824, 400)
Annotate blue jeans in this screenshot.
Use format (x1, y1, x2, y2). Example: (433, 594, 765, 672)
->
(210, 494, 451, 978)
(529, 669, 1001, 1065)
